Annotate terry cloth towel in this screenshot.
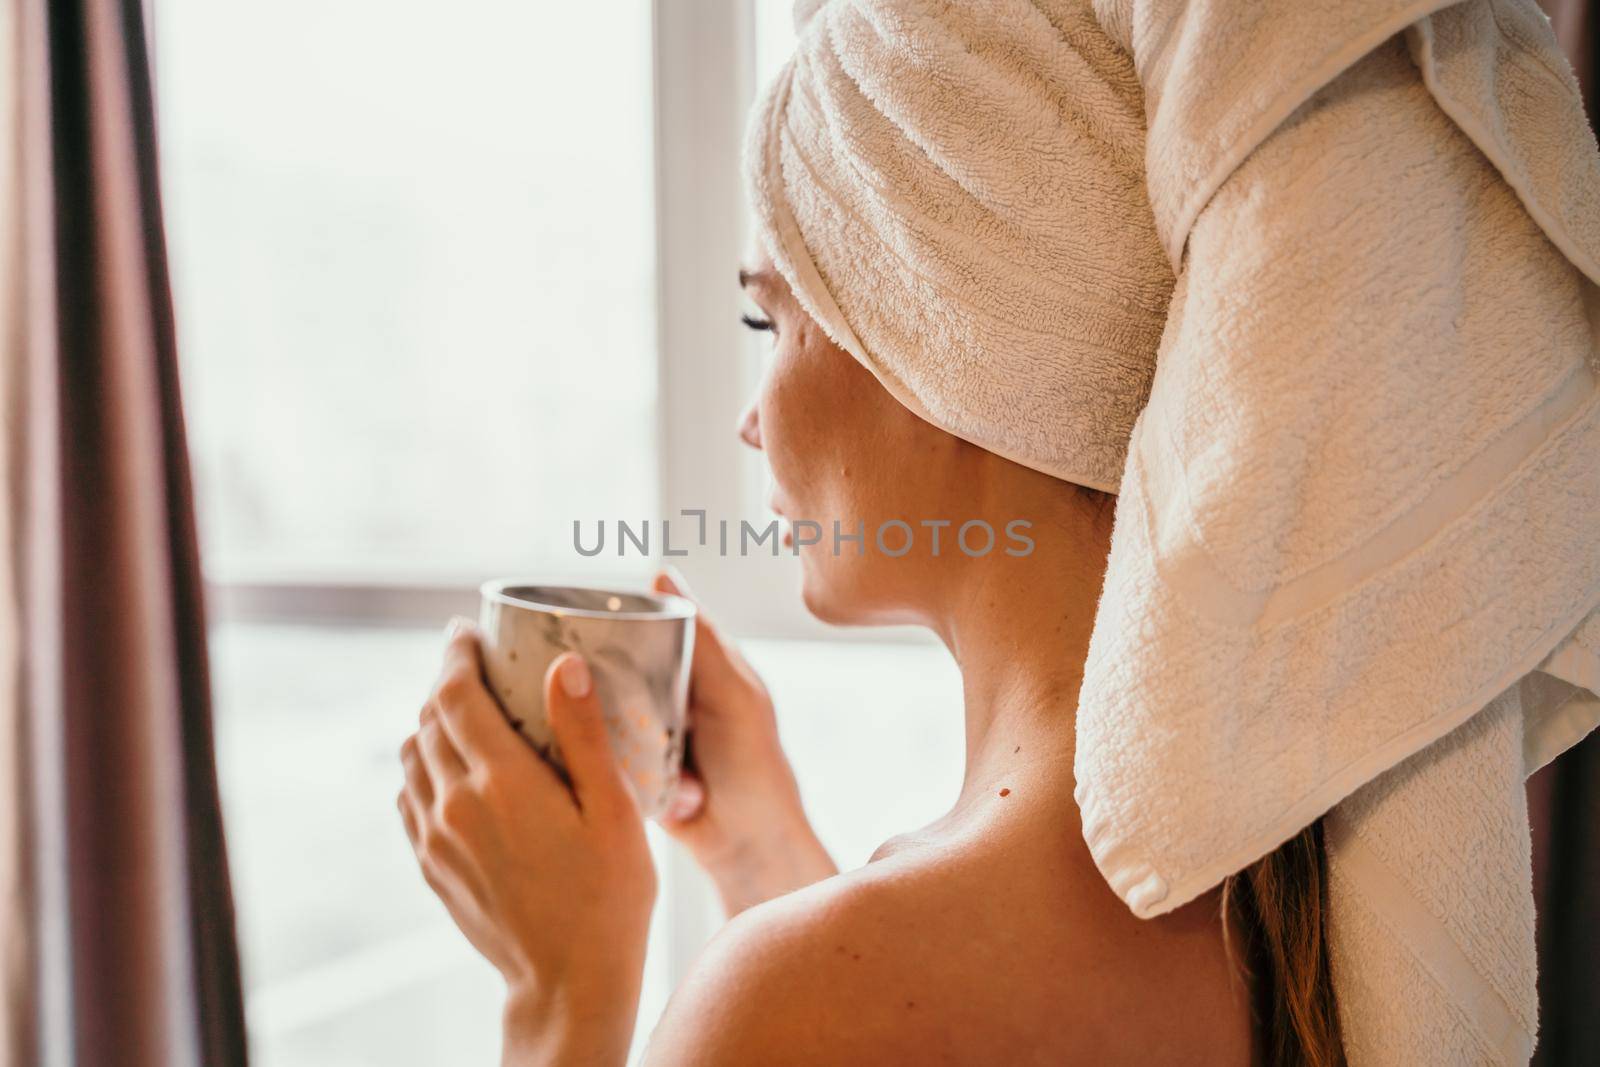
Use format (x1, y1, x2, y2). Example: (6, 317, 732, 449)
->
(743, 0, 1600, 1063)
(1076, 3, 1600, 1062)
(746, 0, 1172, 495)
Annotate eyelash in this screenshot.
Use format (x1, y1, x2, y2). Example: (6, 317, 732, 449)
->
(741, 313, 775, 334)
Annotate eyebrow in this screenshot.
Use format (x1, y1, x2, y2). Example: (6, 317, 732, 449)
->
(738, 267, 775, 289)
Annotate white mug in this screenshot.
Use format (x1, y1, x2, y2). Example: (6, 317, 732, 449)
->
(477, 580, 696, 819)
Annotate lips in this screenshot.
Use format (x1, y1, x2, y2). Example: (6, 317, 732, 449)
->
(768, 488, 795, 547)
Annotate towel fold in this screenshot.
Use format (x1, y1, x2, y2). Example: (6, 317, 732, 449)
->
(1075, 4, 1600, 1058)
(744, 1, 1600, 1061)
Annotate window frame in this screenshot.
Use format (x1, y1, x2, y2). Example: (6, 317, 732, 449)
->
(162, 0, 810, 1017)
(170, 0, 935, 1025)
(198, 0, 854, 647)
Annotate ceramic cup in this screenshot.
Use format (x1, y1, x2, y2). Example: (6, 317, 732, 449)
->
(476, 580, 696, 819)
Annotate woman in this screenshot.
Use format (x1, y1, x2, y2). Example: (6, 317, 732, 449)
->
(396, 0, 1600, 1063)
(397, 243, 1314, 1063)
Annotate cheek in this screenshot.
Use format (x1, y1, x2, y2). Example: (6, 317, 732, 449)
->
(760, 335, 905, 515)
(758, 341, 836, 487)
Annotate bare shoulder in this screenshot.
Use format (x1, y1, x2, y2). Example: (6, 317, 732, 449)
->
(640, 833, 1254, 1066)
(638, 865, 947, 1067)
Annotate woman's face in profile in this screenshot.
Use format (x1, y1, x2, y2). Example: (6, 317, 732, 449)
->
(736, 252, 972, 626)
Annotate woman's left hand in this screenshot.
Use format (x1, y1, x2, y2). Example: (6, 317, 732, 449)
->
(398, 619, 657, 1066)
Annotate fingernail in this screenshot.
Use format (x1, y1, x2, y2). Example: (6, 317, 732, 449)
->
(444, 615, 470, 639)
(669, 776, 702, 819)
(557, 654, 592, 699)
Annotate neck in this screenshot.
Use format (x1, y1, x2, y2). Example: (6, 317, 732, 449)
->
(928, 501, 1109, 823)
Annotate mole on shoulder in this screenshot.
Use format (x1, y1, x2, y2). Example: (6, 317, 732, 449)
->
(1013, 745, 1020, 753)
(998, 787, 1011, 797)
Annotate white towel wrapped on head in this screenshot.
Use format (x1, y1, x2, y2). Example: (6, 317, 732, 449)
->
(745, 0, 1173, 493)
(744, 1, 1600, 1061)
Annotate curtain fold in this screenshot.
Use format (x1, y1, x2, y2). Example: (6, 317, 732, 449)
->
(2, 0, 247, 1064)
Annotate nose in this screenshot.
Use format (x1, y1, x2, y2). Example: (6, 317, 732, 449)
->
(737, 399, 763, 451)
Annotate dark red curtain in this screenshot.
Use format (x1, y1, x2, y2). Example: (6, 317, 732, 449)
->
(4, 0, 247, 1064)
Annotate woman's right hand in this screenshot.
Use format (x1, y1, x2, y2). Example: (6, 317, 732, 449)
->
(650, 568, 838, 917)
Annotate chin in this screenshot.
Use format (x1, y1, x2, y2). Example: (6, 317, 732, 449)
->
(797, 562, 845, 624)
(796, 551, 856, 625)
(796, 551, 903, 627)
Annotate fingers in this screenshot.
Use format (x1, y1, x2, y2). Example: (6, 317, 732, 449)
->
(651, 570, 753, 712)
(397, 789, 421, 845)
(396, 782, 483, 910)
(400, 733, 435, 807)
(544, 652, 637, 823)
(430, 621, 517, 765)
(659, 769, 704, 825)
(398, 730, 485, 907)
(418, 719, 467, 788)
(651, 565, 693, 599)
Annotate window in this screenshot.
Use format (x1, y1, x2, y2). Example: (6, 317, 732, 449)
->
(155, 3, 963, 1065)
(157, 0, 658, 584)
